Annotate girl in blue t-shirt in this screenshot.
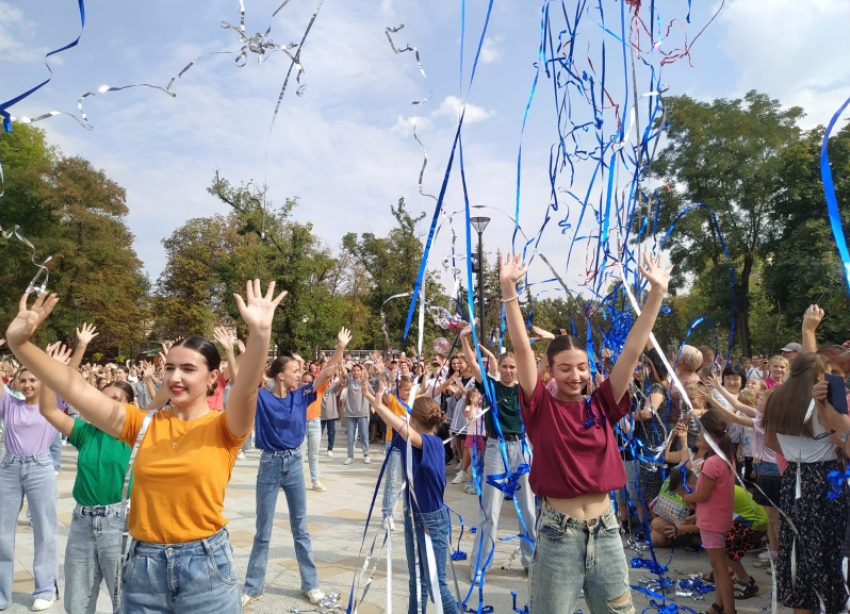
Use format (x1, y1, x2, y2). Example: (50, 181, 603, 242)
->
(370, 382, 458, 614)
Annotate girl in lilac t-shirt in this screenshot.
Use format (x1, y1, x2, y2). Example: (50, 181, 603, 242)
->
(682, 410, 736, 614)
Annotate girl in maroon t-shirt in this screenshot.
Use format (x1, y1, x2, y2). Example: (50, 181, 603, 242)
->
(499, 252, 671, 614)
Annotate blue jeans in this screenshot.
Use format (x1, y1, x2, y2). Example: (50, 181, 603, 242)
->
(404, 506, 458, 614)
(346, 416, 370, 458)
(120, 527, 240, 614)
(382, 440, 402, 519)
(321, 419, 337, 451)
(0, 452, 58, 607)
(471, 439, 537, 575)
(305, 418, 321, 483)
(65, 503, 124, 614)
(529, 501, 634, 614)
(50, 431, 62, 473)
(244, 449, 319, 596)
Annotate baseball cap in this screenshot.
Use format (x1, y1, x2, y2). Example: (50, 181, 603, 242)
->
(781, 342, 802, 353)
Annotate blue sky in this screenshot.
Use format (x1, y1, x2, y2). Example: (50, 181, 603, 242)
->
(2, 0, 850, 297)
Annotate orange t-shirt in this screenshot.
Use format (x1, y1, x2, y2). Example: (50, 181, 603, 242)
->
(386, 396, 411, 441)
(306, 381, 330, 421)
(120, 405, 249, 543)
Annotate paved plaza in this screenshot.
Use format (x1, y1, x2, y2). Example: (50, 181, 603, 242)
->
(5, 437, 778, 613)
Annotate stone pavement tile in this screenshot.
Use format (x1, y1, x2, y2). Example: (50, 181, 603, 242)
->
(326, 508, 370, 522)
(228, 529, 256, 548)
(274, 520, 328, 534)
(57, 512, 73, 528)
(12, 570, 33, 592)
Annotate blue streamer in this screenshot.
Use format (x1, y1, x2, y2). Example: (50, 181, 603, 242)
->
(820, 94, 850, 294)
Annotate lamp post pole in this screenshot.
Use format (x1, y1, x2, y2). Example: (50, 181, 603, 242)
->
(469, 217, 491, 335)
(73, 299, 81, 329)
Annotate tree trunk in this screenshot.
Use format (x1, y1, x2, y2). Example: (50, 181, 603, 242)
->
(737, 254, 754, 356)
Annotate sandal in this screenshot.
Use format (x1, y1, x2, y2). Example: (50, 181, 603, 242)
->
(733, 577, 759, 600)
(705, 602, 724, 614)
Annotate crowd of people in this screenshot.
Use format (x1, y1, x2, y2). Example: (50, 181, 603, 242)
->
(0, 257, 848, 614)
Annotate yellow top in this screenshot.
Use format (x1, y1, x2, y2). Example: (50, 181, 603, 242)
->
(386, 396, 411, 441)
(120, 405, 248, 543)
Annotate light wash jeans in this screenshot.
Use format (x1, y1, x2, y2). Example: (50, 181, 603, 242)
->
(0, 451, 58, 608)
(404, 506, 458, 614)
(321, 419, 337, 451)
(382, 440, 402, 519)
(65, 503, 124, 614)
(305, 418, 321, 483)
(244, 449, 319, 597)
(50, 431, 62, 473)
(529, 501, 634, 614)
(346, 416, 370, 459)
(120, 527, 240, 614)
(471, 439, 536, 575)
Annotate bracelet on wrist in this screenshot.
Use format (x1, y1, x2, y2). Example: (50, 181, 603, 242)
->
(501, 295, 519, 303)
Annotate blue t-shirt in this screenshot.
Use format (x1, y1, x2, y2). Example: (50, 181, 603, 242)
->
(398, 433, 446, 514)
(255, 384, 316, 451)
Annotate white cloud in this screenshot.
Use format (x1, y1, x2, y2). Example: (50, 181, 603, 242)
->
(432, 95, 493, 123)
(391, 114, 433, 136)
(479, 36, 501, 64)
(0, 1, 46, 64)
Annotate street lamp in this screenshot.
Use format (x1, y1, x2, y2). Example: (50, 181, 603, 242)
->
(73, 299, 81, 329)
(469, 216, 490, 333)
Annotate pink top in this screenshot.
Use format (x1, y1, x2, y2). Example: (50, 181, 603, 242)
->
(0, 389, 59, 457)
(207, 373, 229, 411)
(520, 376, 631, 499)
(764, 378, 781, 389)
(696, 454, 734, 533)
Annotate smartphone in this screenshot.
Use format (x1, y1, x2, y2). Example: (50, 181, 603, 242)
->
(825, 373, 849, 415)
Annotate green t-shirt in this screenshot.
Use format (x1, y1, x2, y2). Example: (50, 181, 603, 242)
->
(733, 485, 769, 532)
(68, 418, 132, 506)
(481, 376, 523, 436)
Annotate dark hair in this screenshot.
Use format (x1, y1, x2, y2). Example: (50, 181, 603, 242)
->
(103, 381, 135, 404)
(432, 352, 445, 360)
(668, 465, 696, 492)
(411, 396, 445, 431)
(116, 365, 128, 374)
(721, 363, 748, 387)
(698, 409, 735, 461)
(818, 346, 850, 378)
(398, 376, 413, 387)
(545, 335, 586, 367)
(763, 352, 830, 437)
(644, 348, 669, 383)
(269, 356, 295, 379)
(172, 336, 221, 372)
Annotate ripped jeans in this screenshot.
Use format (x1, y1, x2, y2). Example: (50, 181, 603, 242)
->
(529, 501, 634, 614)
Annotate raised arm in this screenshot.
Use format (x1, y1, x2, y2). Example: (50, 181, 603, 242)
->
(813, 379, 850, 452)
(69, 323, 99, 370)
(460, 327, 483, 383)
(369, 382, 422, 448)
(608, 253, 672, 403)
(213, 326, 239, 384)
(500, 254, 537, 403)
(39, 343, 75, 437)
(313, 328, 351, 390)
(663, 421, 689, 465)
(6, 293, 126, 438)
(801, 305, 823, 353)
(225, 280, 286, 438)
(705, 375, 756, 418)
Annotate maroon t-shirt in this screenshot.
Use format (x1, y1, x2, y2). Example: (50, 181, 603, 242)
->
(520, 376, 631, 499)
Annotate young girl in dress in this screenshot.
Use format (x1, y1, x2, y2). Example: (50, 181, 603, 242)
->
(500, 252, 671, 614)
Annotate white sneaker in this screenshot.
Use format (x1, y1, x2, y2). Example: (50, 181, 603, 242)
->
(31, 596, 54, 612)
(382, 516, 395, 532)
(237, 450, 246, 460)
(758, 550, 770, 561)
(364, 455, 372, 464)
(343, 457, 353, 465)
(312, 481, 326, 492)
(452, 470, 467, 484)
(304, 588, 325, 605)
(327, 450, 334, 458)
(240, 593, 261, 607)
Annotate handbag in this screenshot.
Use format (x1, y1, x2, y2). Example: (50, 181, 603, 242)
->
(650, 479, 692, 524)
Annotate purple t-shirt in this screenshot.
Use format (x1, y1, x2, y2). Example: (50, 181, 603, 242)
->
(0, 388, 59, 457)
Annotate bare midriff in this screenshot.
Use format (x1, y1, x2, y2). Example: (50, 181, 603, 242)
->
(546, 492, 610, 520)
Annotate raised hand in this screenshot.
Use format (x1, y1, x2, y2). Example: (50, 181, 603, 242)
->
(236, 339, 246, 354)
(141, 361, 156, 381)
(530, 325, 555, 341)
(76, 323, 99, 346)
(460, 325, 472, 338)
(6, 292, 59, 347)
(499, 253, 528, 286)
(803, 304, 825, 333)
(234, 280, 287, 332)
(638, 252, 673, 293)
(336, 327, 352, 348)
(213, 326, 235, 348)
(46, 342, 73, 365)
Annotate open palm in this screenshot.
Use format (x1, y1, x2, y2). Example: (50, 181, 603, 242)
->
(234, 280, 287, 332)
(6, 292, 59, 347)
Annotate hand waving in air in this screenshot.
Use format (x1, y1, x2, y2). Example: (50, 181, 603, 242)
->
(6, 292, 59, 348)
(499, 253, 528, 286)
(213, 326, 236, 348)
(76, 323, 99, 346)
(638, 252, 673, 294)
(234, 280, 287, 332)
(530, 325, 555, 341)
(46, 342, 73, 365)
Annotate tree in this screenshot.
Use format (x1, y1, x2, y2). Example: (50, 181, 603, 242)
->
(647, 91, 805, 355)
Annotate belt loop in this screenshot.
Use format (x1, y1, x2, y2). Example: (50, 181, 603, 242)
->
(201, 536, 213, 556)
